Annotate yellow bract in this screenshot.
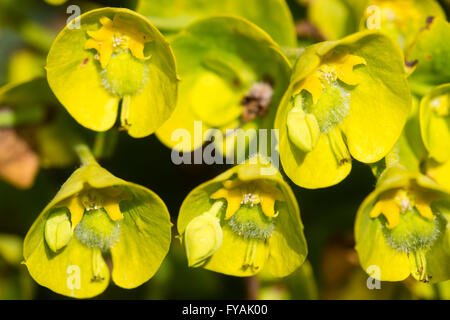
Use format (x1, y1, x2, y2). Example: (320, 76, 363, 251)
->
(369, 187, 436, 229)
(210, 179, 284, 219)
(84, 15, 152, 68)
(372, 0, 421, 24)
(56, 186, 131, 230)
(294, 53, 366, 104)
(430, 94, 450, 117)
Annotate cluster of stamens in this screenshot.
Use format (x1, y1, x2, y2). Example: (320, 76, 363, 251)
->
(318, 67, 337, 85)
(241, 193, 260, 206)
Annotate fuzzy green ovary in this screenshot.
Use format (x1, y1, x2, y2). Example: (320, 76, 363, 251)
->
(74, 208, 119, 251)
(100, 51, 149, 97)
(228, 205, 275, 240)
(382, 208, 443, 253)
(228, 204, 274, 272)
(302, 81, 350, 133)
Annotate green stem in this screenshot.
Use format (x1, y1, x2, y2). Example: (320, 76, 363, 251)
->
(0, 106, 45, 128)
(93, 130, 118, 159)
(74, 144, 97, 167)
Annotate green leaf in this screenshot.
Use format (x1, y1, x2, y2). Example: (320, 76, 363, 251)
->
(136, 0, 297, 46)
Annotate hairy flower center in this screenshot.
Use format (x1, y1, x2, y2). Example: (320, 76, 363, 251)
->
(302, 81, 350, 133)
(84, 14, 152, 97)
(228, 205, 275, 240)
(381, 207, 444, 253)
(74, 208, 120, 251)
(100, 51, 149, 97)
(370, 187, 445, 254)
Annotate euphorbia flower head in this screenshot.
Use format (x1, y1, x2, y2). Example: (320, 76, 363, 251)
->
(178, 156, 307, 277)
(356, 165, 450, 283)
(46, 8, 178, 138)
(275, 31, 411, 188)
(23, 150, 172, 298)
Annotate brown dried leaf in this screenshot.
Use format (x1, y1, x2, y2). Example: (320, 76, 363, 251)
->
(0, 128, 39, 189)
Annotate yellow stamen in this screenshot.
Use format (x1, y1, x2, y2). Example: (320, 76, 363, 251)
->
(294, 53, 366, 104)
(55, 186, 131, 230)
(369, 187, 437, 229)
(210, 179, 284, 220)
(84, 15, 152, 69)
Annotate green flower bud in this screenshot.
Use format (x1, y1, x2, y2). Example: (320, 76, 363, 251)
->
(286, 96, 320, 152)
(185, 201, 223, 267)
(44, 208, 73, 253)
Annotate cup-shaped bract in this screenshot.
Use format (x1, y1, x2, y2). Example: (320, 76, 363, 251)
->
(177, 157, 307, 277)
(406, 18, 450, 96)
(361, 0, 445, 51)
(307, 0, 367, 41)
(136, 0, 296, 47)
(275, 31, 411, 189)
(23, 160, 172, 298)
(156, 16, 291, 158)
(46, 7, 178, 138)
(420, 84, 450, 164)
(355, 165, 450, 283)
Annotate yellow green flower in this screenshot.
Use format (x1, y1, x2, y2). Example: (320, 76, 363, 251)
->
(355, 165, 450, 283)
(275, 31, 411, 189)
(23, 146, 172, 298)
(427, 160, 450, 191)
(156, 16, 290, 158)
(177, 156, 307, 277)
(406, 18, 450, 96)
(362, 0, 445, 51)
(420, 84, 450, 164)
(46, 8, 178, 138)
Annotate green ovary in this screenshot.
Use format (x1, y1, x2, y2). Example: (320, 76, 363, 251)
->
(302, 81, 350, 133)
(228, 205, 275, 240)
(382, 208, 444, 253)
(74, 208, 120, 251)
(101, 50, 149, 97)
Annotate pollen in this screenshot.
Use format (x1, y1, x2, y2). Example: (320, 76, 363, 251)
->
(241, 193, 260, 206)
(294, 52, 366, 105)
(210, 179, 284, 219)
